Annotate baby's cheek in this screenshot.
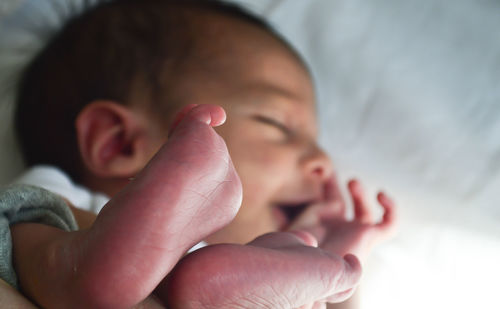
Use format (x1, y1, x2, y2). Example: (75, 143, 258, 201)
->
(232, 148, 283, 184)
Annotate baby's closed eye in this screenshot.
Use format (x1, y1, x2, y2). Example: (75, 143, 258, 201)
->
(252, 115, 293, 141)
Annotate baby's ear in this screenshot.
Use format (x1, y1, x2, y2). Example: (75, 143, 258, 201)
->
(75, 101, 158, 178)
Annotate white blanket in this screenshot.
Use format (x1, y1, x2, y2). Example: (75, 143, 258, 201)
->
(234, 1, 500, 308)
(1, 1, 499, 308)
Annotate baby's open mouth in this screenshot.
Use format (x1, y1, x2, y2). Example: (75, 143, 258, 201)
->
(274, 202, 310, 230)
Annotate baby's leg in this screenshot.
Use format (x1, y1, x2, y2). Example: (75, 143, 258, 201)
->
(12, 104, 242, 308)
(78, 104, 242, 306)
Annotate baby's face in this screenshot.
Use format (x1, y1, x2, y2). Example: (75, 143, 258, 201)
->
(207, 54, 334, 244)
(162, 23, 334, 244)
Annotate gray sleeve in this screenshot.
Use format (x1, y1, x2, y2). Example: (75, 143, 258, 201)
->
(0, 185, 78, 289)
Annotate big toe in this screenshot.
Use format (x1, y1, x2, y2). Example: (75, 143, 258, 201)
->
(169, 104, 226, 136)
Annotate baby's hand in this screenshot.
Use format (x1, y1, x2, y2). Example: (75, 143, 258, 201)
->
(288, 177, 397, 264)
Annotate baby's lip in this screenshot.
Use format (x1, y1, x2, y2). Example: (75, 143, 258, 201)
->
(274, 194, 322, 208)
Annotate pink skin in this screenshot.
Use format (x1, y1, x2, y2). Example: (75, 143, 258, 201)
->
(162, 232, 361, 309)
(30, 104, 241, 308)
(10, 13, 395, 308)
(288, 177, 398, 264)
(18, 104, 362, 308)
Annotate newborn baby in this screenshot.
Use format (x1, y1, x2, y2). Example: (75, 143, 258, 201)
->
(5, 0, 397, 307)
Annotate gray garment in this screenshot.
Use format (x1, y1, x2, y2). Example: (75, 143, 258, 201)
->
(0, 185, 78, 289)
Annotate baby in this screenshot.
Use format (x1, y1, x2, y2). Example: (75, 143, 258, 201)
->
(2, 0, 396, 307)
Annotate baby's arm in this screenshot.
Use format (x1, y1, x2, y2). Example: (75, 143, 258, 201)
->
(10, 206, 165, 309)
(10, 212, 362, 309)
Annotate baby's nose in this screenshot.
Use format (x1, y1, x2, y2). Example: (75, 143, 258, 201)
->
(301, 143, 334, 181)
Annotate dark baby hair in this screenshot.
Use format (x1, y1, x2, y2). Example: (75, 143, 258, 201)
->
(14, 0, 298, 182)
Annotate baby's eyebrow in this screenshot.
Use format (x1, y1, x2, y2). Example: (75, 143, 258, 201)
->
(245, 82, 302, 103)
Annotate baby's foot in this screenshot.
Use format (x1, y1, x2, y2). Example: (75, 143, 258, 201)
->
(71, 104, 242, 307)
(162, 231, 362, 309)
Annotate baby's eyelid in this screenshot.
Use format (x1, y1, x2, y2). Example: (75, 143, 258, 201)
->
(253, 115, 293, 135)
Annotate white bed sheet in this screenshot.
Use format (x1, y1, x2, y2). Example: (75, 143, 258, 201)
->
(232, 1, 500, 308)
(1, 0, 500, 308)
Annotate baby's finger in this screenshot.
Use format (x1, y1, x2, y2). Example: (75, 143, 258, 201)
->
(348, 180, 373, 223)
(375, 192, 398, 234)
(323, 176, 345, 217)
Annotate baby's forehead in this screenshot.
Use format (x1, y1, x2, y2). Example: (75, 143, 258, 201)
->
(180, 16, 314, 97)
(170, 62, 318, 138)
(134, 5, 316, 127)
